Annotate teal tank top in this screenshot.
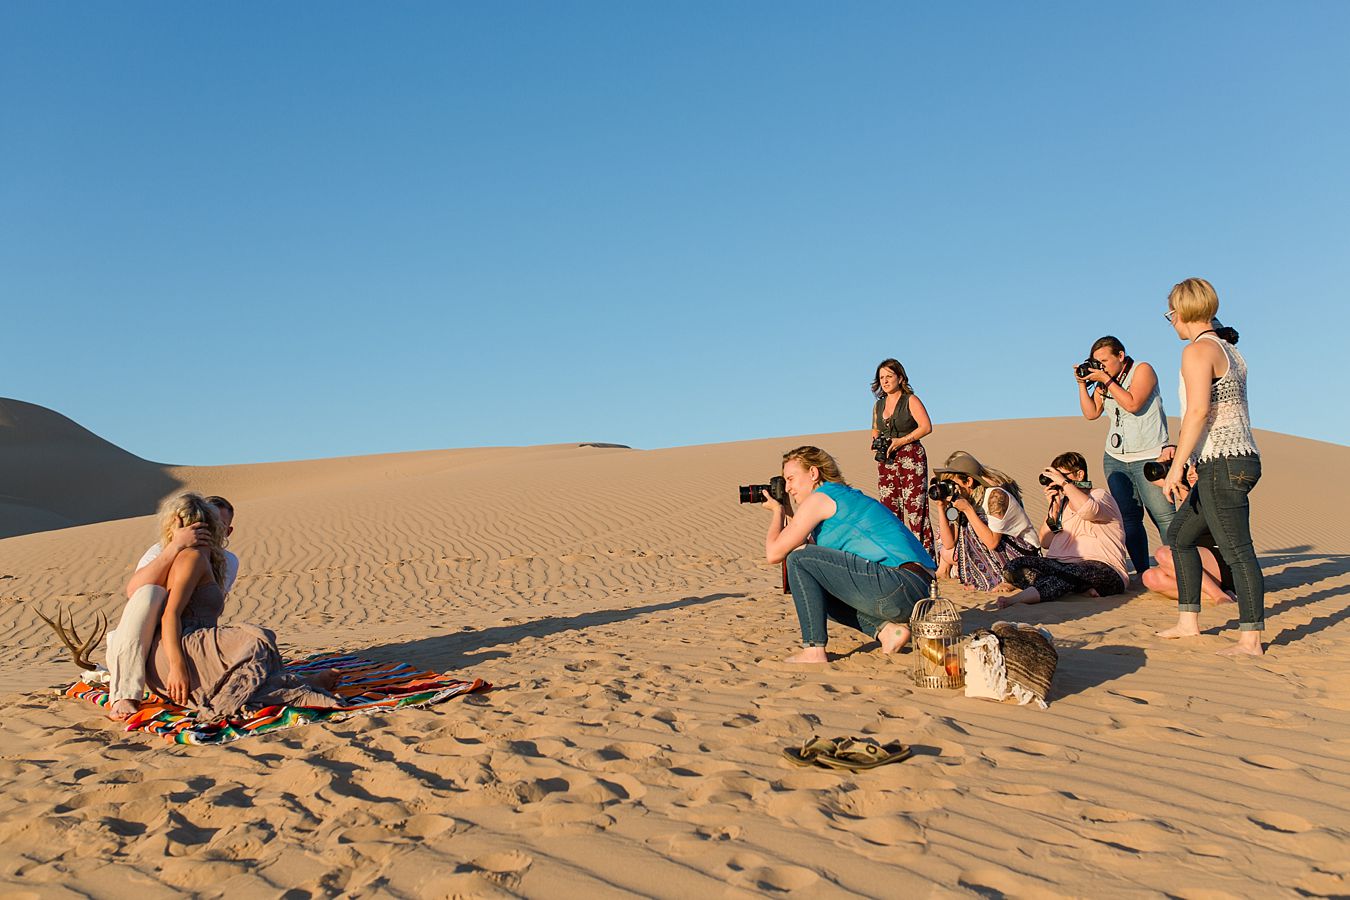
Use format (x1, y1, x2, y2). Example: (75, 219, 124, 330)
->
(812, 482, 935, 568)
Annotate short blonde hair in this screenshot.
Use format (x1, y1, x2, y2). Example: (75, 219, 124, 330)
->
(781, 446, 847, 486)
(1169, 277, 1219, 323)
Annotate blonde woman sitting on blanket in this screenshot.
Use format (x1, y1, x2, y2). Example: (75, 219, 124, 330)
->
(113, 493, 341, 720)
(930, 451, 1041, 591)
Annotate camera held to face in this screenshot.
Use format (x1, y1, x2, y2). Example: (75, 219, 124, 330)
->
(1038, 474, 1062, 490)
(1075, 358, 1104, 379)
(871, 435, 892, 462)
(927, 478, 961, 503)
(739, 475, 788, 505)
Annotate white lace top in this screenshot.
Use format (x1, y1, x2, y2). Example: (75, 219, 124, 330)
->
(1178, 333, 1259, 464)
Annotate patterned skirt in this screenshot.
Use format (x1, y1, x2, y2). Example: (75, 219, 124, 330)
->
(953, 518, 1040, 592)
(878, 441, 934, 557)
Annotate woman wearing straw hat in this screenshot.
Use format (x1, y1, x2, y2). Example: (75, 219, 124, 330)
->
(930, 451, 1041, 592)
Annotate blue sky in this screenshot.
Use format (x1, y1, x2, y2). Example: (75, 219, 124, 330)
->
(4, 2, 1347, 464)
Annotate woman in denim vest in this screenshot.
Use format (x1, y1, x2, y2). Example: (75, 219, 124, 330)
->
(1076, 335, 1176, 577)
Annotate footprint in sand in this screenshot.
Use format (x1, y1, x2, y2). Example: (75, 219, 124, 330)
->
(1247, 811, 1313, 833)
(1239, 754, 1300, 771)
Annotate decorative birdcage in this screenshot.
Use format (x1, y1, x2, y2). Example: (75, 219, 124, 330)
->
(910, 579, 965, 689)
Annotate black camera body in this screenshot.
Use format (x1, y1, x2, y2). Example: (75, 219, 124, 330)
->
(1075, 358, 1104, 379)
(1143, 458, 1189, 483)
(871, 435, 892, 462)
(928, 478, 961, 502)
(1038, 474, 1063, 490)
(739, 475, 788, 505)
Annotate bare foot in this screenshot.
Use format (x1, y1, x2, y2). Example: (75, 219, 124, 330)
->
(1218, 634, 1264, 657)
(785, 647, 829, 664)
(992, 581, 1021, 595)
(996, 588, 1040, 609)
(1214, 591, 1237, 605)
(305, 668, 342, 691)
(878, 622, 910, 655)
(1084, 588, 1100, 598)
(108, 699, 139, 721)
(1157, 612, 1201, 639)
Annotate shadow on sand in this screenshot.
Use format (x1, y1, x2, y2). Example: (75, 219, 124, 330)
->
(363, 592, 744, 671)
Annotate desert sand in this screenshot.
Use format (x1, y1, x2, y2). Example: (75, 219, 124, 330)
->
(1, 397, 1347, 898)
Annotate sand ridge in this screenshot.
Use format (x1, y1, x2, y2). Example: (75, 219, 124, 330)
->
(1, 407, 1347, 896)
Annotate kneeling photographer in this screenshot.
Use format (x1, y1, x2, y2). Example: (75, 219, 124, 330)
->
(753, 445, 935, 664)
(1076, 335, 1175, 577)
(995, 451, 1130, 608)
(1140, 463, 1236, 605)
(928, 451, 1040, 592)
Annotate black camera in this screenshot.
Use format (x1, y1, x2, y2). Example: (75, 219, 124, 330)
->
(1143, 459, 1188, 482)
(1075, 358, 1104, 379)
(1038, 474, 1063, 490)
(739, 475, 788, 505)
(871, 435, 892, 462)
(927, 478, 961, 502)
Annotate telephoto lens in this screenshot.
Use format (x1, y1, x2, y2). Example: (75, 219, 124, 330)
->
(738, 484, 770, 504)
(1142, 460, 1171, 482)
(927, 479, 960, 502)
(738, 475, 788, 505)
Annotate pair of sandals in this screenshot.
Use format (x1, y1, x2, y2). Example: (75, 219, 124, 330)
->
(782, 735, 912, 771)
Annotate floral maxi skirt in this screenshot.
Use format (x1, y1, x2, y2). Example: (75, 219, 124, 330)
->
(878, 441, 934, 557)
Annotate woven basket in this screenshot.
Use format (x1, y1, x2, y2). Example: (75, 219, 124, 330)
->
(991, 622, 1057, 703)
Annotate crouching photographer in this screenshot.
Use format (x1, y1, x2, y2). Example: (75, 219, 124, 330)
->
(995, 451, 1130, 608)
(1140, 463, 1236, 604)
(928, 451, 1040, 592)
(758, 446, 936, 664)
(1076, 336, 1175, 577)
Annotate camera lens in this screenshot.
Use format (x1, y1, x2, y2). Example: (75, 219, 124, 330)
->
(1142, 460, 1170, 482)
(1038, 474, 1052, 486)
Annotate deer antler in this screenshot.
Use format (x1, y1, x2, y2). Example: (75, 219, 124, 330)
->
(36, 606, 108, 670)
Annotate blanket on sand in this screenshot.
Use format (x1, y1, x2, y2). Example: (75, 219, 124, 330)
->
(65, 652, 491, 745)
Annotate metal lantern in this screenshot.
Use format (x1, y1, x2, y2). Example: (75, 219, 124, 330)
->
(910, 578, 965, 689)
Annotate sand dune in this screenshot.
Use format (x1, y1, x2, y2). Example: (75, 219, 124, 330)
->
(1, 403, 1346, 897)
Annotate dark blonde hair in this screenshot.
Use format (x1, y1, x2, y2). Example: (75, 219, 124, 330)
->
(781, 446, 847, 487)
(158, 492, 228, 587)
(934, 451, 1023, 505)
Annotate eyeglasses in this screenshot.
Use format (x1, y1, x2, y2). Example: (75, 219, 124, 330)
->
(1163, 309, 1176, 323)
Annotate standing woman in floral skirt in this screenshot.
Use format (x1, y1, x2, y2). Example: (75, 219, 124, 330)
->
(871, 358, 935, 556)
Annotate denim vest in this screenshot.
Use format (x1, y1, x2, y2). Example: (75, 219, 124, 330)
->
(1104, 363, 1168, 459)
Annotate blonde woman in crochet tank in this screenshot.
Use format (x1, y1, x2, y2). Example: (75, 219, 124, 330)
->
(144, 494, 344, 717)
(1156, 279, 1264, 656)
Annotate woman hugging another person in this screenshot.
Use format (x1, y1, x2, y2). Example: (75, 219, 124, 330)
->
(142, 493, 344, 719)
(930, 451, 1041, 592)
(995, 451, 1130, 608)
(762, 446, 936, 664)
(870, 358, 935, 556)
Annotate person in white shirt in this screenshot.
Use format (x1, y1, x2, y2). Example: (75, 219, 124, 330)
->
(107, 495, 239, 719)
(930, 451, 1041, 592)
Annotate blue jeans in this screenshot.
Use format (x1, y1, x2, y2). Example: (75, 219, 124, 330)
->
(1167, 455, 1264, 630)
(785, 545, 931, 647)
(1103, 454, 1177, 575)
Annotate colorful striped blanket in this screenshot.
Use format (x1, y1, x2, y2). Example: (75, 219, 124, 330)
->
(65, 652, 491, 745)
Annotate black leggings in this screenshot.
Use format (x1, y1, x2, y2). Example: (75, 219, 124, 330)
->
(1003, 557, 1125, 603)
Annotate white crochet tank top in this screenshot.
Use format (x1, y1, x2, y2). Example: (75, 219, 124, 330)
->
(1178, 333, 1259, 464)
